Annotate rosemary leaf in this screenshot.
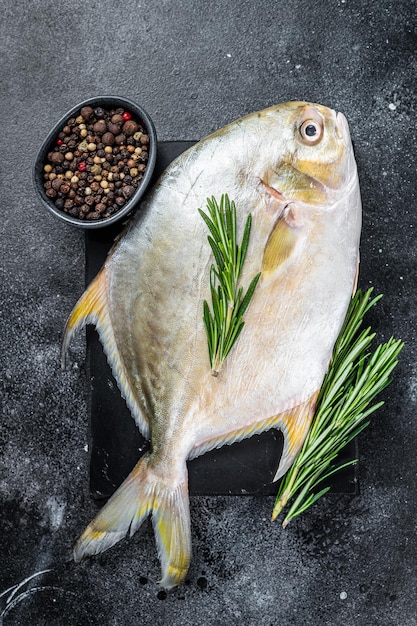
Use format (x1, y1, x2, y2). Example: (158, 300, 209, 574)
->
(200, 194, 260, 375)
(238, 273, 261, 318)
(272, 288, 404, 525)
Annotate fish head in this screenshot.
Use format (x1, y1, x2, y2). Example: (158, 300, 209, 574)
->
(260, 101, 357, 209)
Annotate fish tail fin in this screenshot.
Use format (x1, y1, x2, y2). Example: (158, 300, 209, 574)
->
(273, 391, 319, 482)
(61, 269, 108, 369)
(73, 452, 192, 589)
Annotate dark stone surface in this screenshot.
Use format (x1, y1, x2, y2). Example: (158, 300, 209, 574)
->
(1, 1, 416, 624)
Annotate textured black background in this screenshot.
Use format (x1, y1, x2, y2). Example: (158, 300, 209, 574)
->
(1, 1, 416, 624)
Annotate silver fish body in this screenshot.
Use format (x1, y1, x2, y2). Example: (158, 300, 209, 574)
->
(64, 101, 361, 587)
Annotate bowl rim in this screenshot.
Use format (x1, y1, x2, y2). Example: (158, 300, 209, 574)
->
(33, 95, 157, 229)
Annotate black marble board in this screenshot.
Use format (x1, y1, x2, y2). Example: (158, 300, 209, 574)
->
(85, 141, 358, 501)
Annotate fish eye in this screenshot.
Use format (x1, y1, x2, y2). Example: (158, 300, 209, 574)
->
(299, 119, 323, 145)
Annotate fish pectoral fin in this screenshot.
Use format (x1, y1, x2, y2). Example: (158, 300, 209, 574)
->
(262, 205, 306, 275)
(74, 453, 191, 590)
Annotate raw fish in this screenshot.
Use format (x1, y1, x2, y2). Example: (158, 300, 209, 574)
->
(63, 101, 361, 587)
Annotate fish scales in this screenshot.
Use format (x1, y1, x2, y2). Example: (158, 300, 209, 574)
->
(63, 101, 362, 587)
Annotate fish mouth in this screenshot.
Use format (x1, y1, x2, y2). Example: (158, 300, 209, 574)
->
(259, 163, 329, 207)
(259, 179, 288, 204)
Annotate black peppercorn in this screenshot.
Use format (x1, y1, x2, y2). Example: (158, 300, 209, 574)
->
(108, 122, 120, 134)
(102, 132, 115, 146)
(50, 152, 65, 165)
(123, 120, 139, 135)
(115, 134, 126, 146)
(51, 178, 64, 191)
(93, 120, 107, 134)
(121, 185, 135, 199)
(80, 106, 94, 120)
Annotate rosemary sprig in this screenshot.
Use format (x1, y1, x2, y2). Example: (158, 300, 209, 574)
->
(272, 288, 404, 526)
(199, 194, 261, 376)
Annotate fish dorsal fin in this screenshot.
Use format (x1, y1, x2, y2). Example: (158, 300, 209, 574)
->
(262, 205, 305, 274)
(62, 269, 150, 439)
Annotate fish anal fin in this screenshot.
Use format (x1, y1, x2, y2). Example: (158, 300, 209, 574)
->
(189, 392, 318, 483)
(74, 452, 191, 589)
(273, 391, 318, 481)
(352, 254, 360, 295)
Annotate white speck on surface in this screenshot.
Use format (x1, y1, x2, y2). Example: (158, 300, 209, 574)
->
(46, 496, 66, 531)
(340, 591, 348, 600)
(407, 366, 417, 403)
(83, 444, 89, 452)
(388, 102, 397, 111)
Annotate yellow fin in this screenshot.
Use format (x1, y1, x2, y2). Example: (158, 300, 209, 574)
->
(189, 392, 318, 482)
(352, 254, 360, 295)
(262, 213, 299, 274)
(62, 269, 150, 438)
(74, 453, 191, 589)
(272, 391, 318, 481)
(152, 483, 192, 588)
(61, 269, 108, 368)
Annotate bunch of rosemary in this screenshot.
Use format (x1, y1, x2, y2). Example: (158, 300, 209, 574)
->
(199, 194, 260, 376)
(272, 288, 403, 526)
